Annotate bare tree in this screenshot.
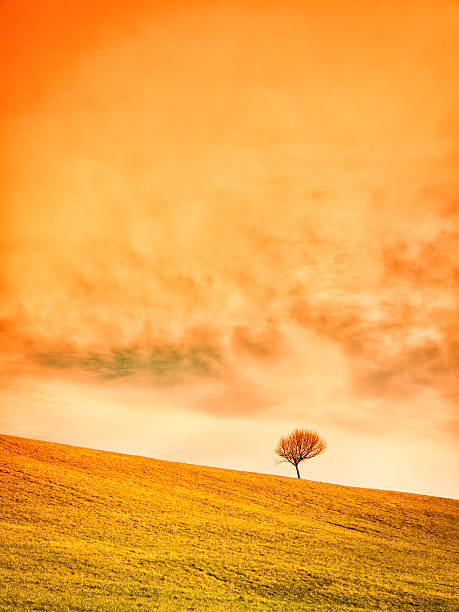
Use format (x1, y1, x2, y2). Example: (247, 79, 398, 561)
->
(275, 429, 326, 478)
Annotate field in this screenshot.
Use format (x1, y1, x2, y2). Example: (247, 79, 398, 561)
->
(0, 434, 457, 610)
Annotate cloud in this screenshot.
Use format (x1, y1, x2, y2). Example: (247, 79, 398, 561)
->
(32, 343, 223, 385)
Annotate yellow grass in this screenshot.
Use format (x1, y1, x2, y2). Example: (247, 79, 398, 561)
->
(0, 434, 457, 610)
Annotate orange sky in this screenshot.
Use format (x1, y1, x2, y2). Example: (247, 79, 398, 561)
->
(1, 0, 458, 497)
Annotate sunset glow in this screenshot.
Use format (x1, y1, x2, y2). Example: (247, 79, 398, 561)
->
(1, 0, 458, 497)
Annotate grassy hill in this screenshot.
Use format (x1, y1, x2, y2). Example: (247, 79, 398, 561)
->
(0, 434, 457, 610)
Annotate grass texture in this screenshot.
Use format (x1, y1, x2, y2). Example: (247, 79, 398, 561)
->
(0, 434, 457, 610)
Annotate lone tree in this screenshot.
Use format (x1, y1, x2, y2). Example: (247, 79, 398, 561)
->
(275, 429, 326, 479)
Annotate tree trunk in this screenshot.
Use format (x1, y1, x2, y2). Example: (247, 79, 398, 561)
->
(295, 464, 301, 479)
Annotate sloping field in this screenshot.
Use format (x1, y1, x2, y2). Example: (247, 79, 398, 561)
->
(0, 434, 457, 610)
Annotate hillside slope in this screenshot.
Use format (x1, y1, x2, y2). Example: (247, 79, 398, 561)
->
(0, 434, 457, 610)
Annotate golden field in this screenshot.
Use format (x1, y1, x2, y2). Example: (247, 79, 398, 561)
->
(0, 434, 457, 610)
